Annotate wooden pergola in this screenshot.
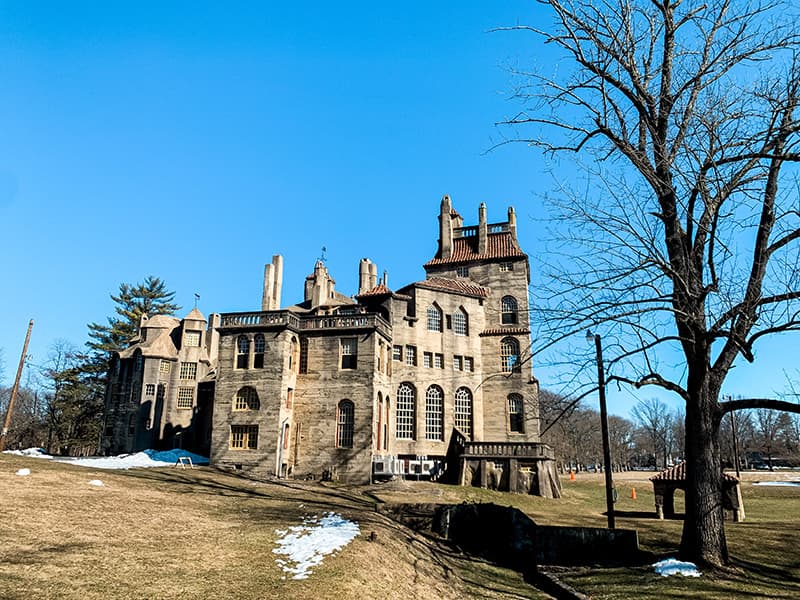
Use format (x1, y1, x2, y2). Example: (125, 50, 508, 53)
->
(650, 462, 745, 522)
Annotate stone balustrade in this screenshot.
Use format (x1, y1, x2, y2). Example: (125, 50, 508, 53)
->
(462, 441, 553, 459)
(219, 310, 391, 338)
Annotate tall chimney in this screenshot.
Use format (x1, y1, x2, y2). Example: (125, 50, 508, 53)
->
(478, 202, 488, 254)
(438, 194, 453, 259)
(358, 258, 371, 294)
(368, 261, 378, 289)
(271, 254, 283, 310)
(508, 206, 518, 244)
(262, 263, 275, 311)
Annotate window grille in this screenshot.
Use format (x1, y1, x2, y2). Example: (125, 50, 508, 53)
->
(454, 387, 473, 438)
(453, 310, 468, 336)
(427, 305, 443, 332)
(179, 362, 197, 380)
(234, 387, 260, 411)
(501, 296, 518, 325)
(508, 394, 524, 433)
(425, 386, 444, 441)
(337, 400, 355, 448)
(253, 334, 266, 368)
(341, 337, 357, 369)
(396, 383, 415, 439)
(177, 387, 194, 409)
(501, 337, 521, 373)
(230, 425, 259, 449)
(236, 335, 250, 369)
(405, 345, 417, 366)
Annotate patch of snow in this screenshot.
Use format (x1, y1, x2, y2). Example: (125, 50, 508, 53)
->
(653, 558, 702, 577)
(88, 480, 105, 487)
(16, 468, 30, 476)
(6, 448, 51, 459)
(753, 481, 800, 487)
(3, 447, 209, 470)
(273, 513, 360, 580)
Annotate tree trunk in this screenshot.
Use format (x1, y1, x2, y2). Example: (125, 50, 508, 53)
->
(680, 381, 728, 566)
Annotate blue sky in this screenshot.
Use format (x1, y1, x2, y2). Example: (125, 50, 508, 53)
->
(0, 2, 796, 418)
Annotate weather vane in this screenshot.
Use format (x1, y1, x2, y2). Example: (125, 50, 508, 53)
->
(194, 293, 200, 308)
(319, 246, 327, 264)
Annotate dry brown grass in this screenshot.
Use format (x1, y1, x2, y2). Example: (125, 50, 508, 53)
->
(0, 455, 547, 600)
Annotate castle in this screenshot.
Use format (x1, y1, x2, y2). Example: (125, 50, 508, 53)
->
(101, 197, 560, 497)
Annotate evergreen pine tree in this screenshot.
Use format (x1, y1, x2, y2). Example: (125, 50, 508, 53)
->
(87, 276, 181, 359)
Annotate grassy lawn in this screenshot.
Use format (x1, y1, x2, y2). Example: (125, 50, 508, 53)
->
(2, 456, 798, 599)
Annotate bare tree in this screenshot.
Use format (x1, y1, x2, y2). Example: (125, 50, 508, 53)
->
(501, 0, 800, 565)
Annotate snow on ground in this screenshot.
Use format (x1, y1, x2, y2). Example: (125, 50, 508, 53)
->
(273, 513, 360, 580)
(653, 558, 702, 577)
(88, 479, 105, 486)
(753, 481, 800, 487)
(15, 468, 30, 476)
(5, 447, 209, 470)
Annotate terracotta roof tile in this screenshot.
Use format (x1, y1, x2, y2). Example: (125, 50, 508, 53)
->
(425, 231, 525, 267)
(414, 277, 490, 298)
(355, 283, 392, 298)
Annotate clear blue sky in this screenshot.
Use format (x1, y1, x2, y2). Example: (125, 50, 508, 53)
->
(0, 2, 796, 418)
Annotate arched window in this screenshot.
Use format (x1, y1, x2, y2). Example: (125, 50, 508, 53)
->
(234, 387, 260, 411)
(236, 335, 250, 369)
(501, 337, 521, 373)
(508, 394, 524, 433)
(427, 304, 443, 332)
(396, 383, 416, 439)
(425, 385, 444, 441)
(337, 400, 355, 448)
(253, 334, 266, 369)
(290, 337, 299, 373)
(454, 387, 473, 438)
(453, 308, 468, 336)
(501, 296, 518, 325)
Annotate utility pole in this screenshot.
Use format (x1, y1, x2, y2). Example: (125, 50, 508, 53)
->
(0, 319, 34, 452)
(587, 330, 615, 529)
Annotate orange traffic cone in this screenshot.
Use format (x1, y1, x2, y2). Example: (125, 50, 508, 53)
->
(631, 487, 637, 500)
(569, 469, 575, 481)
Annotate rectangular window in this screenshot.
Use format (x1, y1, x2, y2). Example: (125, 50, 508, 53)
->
(392, 345, 402, 361)
(286, 388, 294, 409)
(177, 387, 194, 409)
(434, 353, 444, 369)
(464, 356, 474, 372)
(499, 262, 514, 272)
(230, 425, 259, 450)
(184, 330, 201, 347)
(341, 337, 357, 369)
(456, 266, 469, 277)
(453, 355, 463, 371)
(299, 338, 309, 374)
(179, 362, 197, 380)
(159, 360, 171, 375)
(405, 345, 417, 366)
(145, 383, 155, 396)
(423, 352, 432, 368)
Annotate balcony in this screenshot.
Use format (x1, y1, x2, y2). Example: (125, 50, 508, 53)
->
(219, 310, 391, 338)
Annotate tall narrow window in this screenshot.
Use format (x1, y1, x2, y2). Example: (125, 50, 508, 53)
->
(234, 387, 260, 411)
(454, 387, 473, 438)
(405, 345, 417, 366)
(299, 337, 309, 374)
(427, 305, 443, 332)
(337, 400, 355, 448)
(396, 383, 416, 439)
(236, 335, 250, 369)
(508, 394, 524, 433)
(501, 337, 521, 373)
(290, 337, 299, 372)
(453, 308, 468, 336)
(425, 386, 444, 441)
(253, 334, 266, 368)
(501, 296, 518, 325)
(377, 393, 383, 451)
(341, 337, 357, 369)
(179, 362, 197, 380)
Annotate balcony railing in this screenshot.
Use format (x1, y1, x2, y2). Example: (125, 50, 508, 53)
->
(462, 441, 553, 459)
(219, 310, 391, 338)
(454, 222, 510, 239)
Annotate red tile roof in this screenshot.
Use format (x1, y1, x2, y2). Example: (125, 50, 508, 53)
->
(425, 231, 525, 266)
(650, 462, 739, 482)
(413, 277, 491, 298)
(355, 283, 392, 298)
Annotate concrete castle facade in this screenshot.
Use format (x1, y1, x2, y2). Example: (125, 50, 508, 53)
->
(101, 197, 560, 497)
